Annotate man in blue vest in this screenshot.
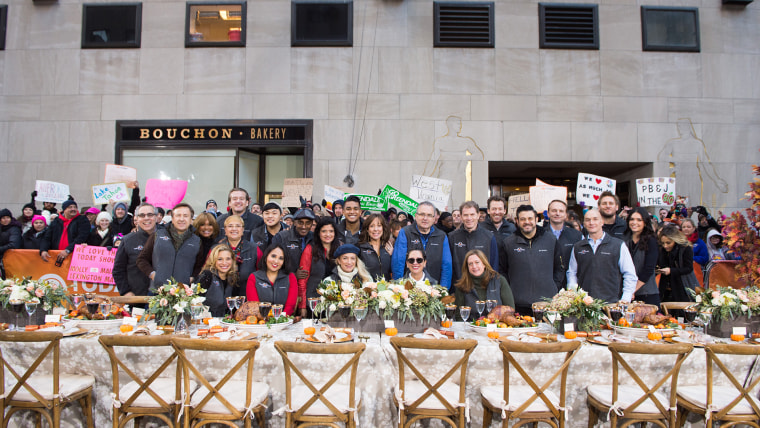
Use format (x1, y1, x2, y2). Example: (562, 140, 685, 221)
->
(567, 209, 637, 303)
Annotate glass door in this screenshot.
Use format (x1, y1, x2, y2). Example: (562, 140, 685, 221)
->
(238, 150, 260, 203)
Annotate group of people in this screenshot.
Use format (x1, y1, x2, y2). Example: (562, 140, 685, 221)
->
(0, 183, 735, 321)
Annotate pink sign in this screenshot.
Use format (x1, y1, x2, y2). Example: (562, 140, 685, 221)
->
(145, 179, 188, 209)
(67, 245, 118, 285)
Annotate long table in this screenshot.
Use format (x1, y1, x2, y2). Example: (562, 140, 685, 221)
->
(0, 323, 754, 427)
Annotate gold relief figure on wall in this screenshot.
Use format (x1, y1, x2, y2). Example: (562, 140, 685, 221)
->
(658, 118, 729, 205)
(423, 116, 484, 204)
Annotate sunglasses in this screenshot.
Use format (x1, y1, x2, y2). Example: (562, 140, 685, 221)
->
(406, 258, 425, 264)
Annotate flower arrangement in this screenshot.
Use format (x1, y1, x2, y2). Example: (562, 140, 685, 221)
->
(545, 288, 606, 331)
(692, 286, 760, 321)
(147, 279, 206, 326)
(0, 278, 71, 311)
(315, 277, 449, 322)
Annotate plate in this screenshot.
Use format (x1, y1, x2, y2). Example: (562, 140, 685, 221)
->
(304, 331, 352, 343)
(614, 326, 676, 339)
(222, 319, 294, 332)
(63, 318, 124, 330)
(665, 336, 705, 348)
(35, 326, 88, 337)
(467, 323, 539, 337)
(586, 336, 612, 346)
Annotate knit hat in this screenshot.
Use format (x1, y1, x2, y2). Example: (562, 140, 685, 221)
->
(22, 203, 35, 212)
(0, 208, 11, 219)
(113, 202, 128, 212)
(86, 207, 101, 215)
(333, 199, 345, 208)
(206, 200, 217, 209)
(96, 211, 113, 224)
(263, 202, 282, 213)
(61, 200, 77, 211)
(334, 244, 360, 258)
(31, 215, 47, 226)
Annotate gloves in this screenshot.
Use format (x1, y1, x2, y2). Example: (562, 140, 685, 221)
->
(32, 190, 38, 198)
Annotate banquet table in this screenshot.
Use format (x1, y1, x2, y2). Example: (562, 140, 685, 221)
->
(0, 322, 757, 428)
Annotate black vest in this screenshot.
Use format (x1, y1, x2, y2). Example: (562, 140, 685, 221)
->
(461, 275, 503, 321)
(358, 242, 392, 281)
(448, 226, 495, 284)
(251, 270, 291, 306)
(273, 228, 313, 274)
(203, 272, 234, 317)
(629, 237, 658, 297)
(305, 247, 334, 299)
(215, 238, 257, 293)
(402, 225, 447, 284)
(151, 227, 201, 293)
(503, 230, 557, 307)
(573, 234, 623, 303)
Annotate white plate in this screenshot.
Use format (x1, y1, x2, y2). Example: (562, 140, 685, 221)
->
(63, 318, 124, 330)
(221, 319, 294, 332)
(614, 326, 676, 338)
(467, 323, 539, 336)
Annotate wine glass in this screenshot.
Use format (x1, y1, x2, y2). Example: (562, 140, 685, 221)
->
(338, 304, 351, 328)
(271, 304, 283, 320)
(684, 307, 698, 326)
(25, 300, 38, 327)
(258, 303, 271, 321)
(86, 300, 99, 317)
(226, 297, 237, 318)
(459, 306, 471, 323)
(532, 303, 546, 324)
(475, 301, 486, 319)
(190, 303, 204, 334)
(237, 295, 246, 309)
(354, 306, 367, 332)
(99, 301, 112, 319)
(546, 310, 560, 334)
(445, 305, 457, 323)
(699, 311, 712, 334)
(308, 298, 320, 325)
(9, 300, 24, 331)
(486, 300, 496, 315)
(70, 294, 84, 309)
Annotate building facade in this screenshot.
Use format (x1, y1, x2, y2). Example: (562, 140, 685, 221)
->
(0, 0, 757, 215)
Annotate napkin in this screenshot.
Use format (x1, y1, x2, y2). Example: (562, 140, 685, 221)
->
(312, 325, 337, 343)
(421, 328, 447, 339)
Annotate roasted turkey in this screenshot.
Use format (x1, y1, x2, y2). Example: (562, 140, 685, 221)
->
(629, 303, 658, 323)
(486, 305, 516, 322)
(235, 301, 262, 322)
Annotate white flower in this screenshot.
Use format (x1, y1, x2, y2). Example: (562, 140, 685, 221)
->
(173, 304, 185, 313)
(741, 304, 749, 312)
(341, 283, 353, 291)
(392, 301, 401, 309)
(329, 304, 337, 312)
(379, 300, 387, 309)
(179, 301, 188, 308)
(345, 297, 354, 305)
(695, 295, 702, 303)
(320, 296, 326, 302)
(190, 297, 206, 305)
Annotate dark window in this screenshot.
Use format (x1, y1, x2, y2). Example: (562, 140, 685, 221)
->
(434, 2, 494, 48)
(539, 3, 598, 50)
(291, 1, 353, 47)
(641, 6, 700, 52)
(185, 2, 246, 47)
(0, 6, 6, 51)
(81, 3, 141, 48)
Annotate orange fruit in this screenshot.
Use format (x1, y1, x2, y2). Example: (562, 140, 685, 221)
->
(441, 320, 453, 328)
(120, 325, 133, 333)
(647, 332, 663, 341)
(304, 326, 316, 335)
(730, 334, 746, 342)
(487, 331, 500, 339)
(564, 331, 578, 339)
(385, 327, 398, 336)
(258, 320, 266, 325)
(246, 316, 258, 324)
(203, 318, 212, 325)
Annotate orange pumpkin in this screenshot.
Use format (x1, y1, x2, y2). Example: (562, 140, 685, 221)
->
(647, 332, 663, 341)
(441, 320, 453, 328)
(564, 331, 578, 340)
(120, 325, 133, 333)
(385, 327, 398, 336)
(203, 318, 213, 325)
(246, 315, 258, 324)
(487, 331, 500, 339)
(304, 326, 316, 335)
(730, 334, 746, 342)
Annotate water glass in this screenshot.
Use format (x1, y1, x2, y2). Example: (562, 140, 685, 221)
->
(25, 301, 38, 326)
(226, 297, 237, 317)
(99, 302, 112, 318)
(486, 300, 496, 314)
(70, 294, 85, 309)
(354, 306, 367, 332)
(475, 301, 485, 319)
(459, 306, 471, 322)
(271, 304, 283, 320)
(308, 298, 320, 324)
(190, 304, 204, 333)
(546, 310, 560, 334)
(624, 310, 635, 326)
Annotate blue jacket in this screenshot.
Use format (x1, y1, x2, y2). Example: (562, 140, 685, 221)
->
(692, 238, 709, 266)
(391, 225, 452, 290)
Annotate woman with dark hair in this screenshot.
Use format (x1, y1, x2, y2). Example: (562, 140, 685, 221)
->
(453, 249, 514, 321)
(23, 215, 47, 250)
(0, 209, 22, 277)
(357, 213, 393, 281)
(247, 244, 297, 315)
(215, 214, 257, 291)
(680, 218, 709, 267)
(19, 204, 35, 234)
(657, 225, 697, 303)
(197, 245, 239, 317)
(625, 207, 660, 307)
(193, 212, 219, 260)
(403, 249, 437, 285)
(298, 218, 341, 317)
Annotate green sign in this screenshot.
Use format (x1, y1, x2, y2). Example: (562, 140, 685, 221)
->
(346, 194, 388, 211)
(380, 185, 419, 215)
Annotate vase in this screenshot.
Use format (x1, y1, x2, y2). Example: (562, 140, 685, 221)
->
(557, 315, 598, 333)
(706, 314, 755, 338)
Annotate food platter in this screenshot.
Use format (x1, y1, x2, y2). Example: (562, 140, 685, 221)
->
(63, 318, 124, 330)
(614, 326, 676, 339)
(467, 324, 539, 336)
(221, 318, 293, 332)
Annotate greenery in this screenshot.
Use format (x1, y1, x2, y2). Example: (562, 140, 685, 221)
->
(147, 279, 206, 326)
(0, 277, 71, 311)
(722, 157, 760, 287)
(692, 286, 760, 321)
(544, 288, 606, 332)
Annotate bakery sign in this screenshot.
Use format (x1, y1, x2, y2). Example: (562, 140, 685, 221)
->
(120, 125, 307, 142)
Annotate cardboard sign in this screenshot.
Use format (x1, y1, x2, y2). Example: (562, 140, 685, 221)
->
(282, 178, 314, 208)
(35, 180, 70, 204)
(636, 177, 676, 207)
(380, 185, 418, 215)
(324, 185, 346, 205)
(145, 179, 188, 209)
(576, 173, 616, 208)
(346, 194, 387, 212)
(507, 193, 530, 218)
(529, 185, 567, 214)
(67, 245, 118, 285)
(409, 175, 452, 212)
(3, 249, 119, 296)
(104, 164, 137, 187)
(92, 182, 130, 205)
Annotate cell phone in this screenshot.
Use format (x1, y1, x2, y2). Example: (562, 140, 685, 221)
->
(54, 258, 63, 267)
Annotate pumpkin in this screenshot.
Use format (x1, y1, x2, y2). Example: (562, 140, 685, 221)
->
(441, 320, 453, 328)
(564, 331, 578, 340)
(203, 318, 213, 325)
(647, 332, 663, 341)
(487, 331, 500, 339)
(730, 334, 746, 342)
(120, 324, 133, 333)
(385, 327, 398, 336)
(304, 326, 316, 335)
(246, 315, 258, 324)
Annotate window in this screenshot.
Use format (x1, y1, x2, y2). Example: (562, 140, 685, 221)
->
(81, 3, 142, 48)
(539, 3, 599, 50)
(185, 2, 246, 47)
(641, 6, 700, 52)
(0, 6, 6, 50)
(434, 2, 494, 48)
(291, 1, 353, 47)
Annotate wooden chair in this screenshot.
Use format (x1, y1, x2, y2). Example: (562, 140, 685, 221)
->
(481, 340, 581, 428)
(676, 343, 760, 428)
(390, 336, 478, 428)
(99, 334, 191, 428)
(660, 302, 694, 316)
(274, 341, 366, 428)
(587, 342, 693, 428)
(0, 331, 94, 427)
(171, 337, 269, 428)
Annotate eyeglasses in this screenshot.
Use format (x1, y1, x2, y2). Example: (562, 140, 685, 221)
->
(136, 213, 156, 218)
(407, 258, 424, 264)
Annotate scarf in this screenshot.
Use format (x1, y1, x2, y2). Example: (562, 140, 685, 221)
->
(58, 214, 77, 250)
(168, 223, 193, 251)
(224, 239, 243, 265)
(337, 266, 359, 284)
(686, 231, 698, 244)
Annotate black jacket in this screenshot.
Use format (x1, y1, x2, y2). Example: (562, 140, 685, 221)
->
(543, 222, 583, 289)
(109, 186, 141, 236)
(602, 216, 628, 240)
(502, 227, 560, 307)
(250, 222, 285, 255)
(336, 219, 362, 245)
(40, 214, 91, 253)
(272, 228, 313, 274)
(482, 217, 516, 276)
(22, 227, 46, 250)
(113, 229, 153, 296)
(0, 220, 22, 257)
(86, 229, 114, 247)
(358, 241, 392, 281)
(217, 211, 264, 241)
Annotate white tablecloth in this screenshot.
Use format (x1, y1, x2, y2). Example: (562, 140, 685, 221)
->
(1, 322, 757, 427)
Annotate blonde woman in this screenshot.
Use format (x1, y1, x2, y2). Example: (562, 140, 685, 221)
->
(657, 225, 697, 303)
(197, 245, 239, 317)
(326, 244, 373, 286)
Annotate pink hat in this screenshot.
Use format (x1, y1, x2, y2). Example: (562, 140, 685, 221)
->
(31, 215, 47, 225)
(86, 207, 101, 215)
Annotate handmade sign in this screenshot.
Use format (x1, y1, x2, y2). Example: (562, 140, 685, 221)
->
(145, 179, 188, 209)
(35, 180, 70, 204)
(636, 177, 676, 206)
(3, 249, 119, 296)
(507, 193, 530, 218)
(576, 173, 616, 208)
(529, 184, 567, 214)
(380, 185, 419, 215)
(282, 178, 313, 208)
(92, 182, 130, 205)
(409, 175, 452, 212)
(346, 194, 388, 211)
(324, 185, 349, 207)
(67, 245, 117, 285)
(104, 164, 137, 187)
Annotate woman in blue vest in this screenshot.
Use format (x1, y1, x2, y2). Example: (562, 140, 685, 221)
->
(247, 244, 298, 315)
(403, 249, 438, 285)
(453, 249, 514, 321)
(197, 245, 238, 317)
(298, 218, 341, 317)
(357, 213, 393, 281)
